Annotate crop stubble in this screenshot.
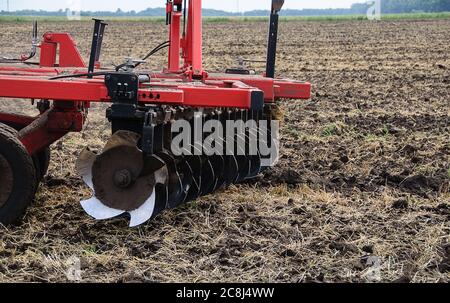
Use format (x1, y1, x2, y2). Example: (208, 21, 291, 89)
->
(0, 19, 449, 282)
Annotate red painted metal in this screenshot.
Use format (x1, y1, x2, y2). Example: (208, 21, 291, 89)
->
(0, 75, 261, 109)
(39, 33, 86, 68)
(0, 112, 37, 130)
(167, 1, 182, 72)
(18, 104, 85, 154)
(0, 76, 109, 101)
(184, 0, 203, 77)
(274, 79, 312, 100)
(0, 0, 311, 155)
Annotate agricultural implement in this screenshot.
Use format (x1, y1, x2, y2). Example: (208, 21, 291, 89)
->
(0, 0, 310, 227)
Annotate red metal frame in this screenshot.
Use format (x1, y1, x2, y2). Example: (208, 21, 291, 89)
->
(0, 0, 311, 155)
(167, 0, 182, 72)
(39, 33, 86, 68)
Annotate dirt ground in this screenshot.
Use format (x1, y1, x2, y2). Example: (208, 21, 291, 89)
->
(0, 19, 449, 283)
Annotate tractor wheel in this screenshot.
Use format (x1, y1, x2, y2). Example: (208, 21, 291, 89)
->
(0, 123, 50, 183)
(0, 124, 37, 225)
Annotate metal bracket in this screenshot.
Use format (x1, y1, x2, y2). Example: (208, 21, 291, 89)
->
(105, 72, 139, 103)
(105, 72, 143, 134)
(142, 111, 156, 155)
(88, 19, 108, 77)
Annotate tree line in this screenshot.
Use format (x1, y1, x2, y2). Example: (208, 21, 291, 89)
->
(1, 0, 449, 17)
(350, 0, 450, 15)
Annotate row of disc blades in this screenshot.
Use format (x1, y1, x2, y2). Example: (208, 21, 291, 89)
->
(76, 106, 279, 227)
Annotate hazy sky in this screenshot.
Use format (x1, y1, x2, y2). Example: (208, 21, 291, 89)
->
(3, 0, 367, 12)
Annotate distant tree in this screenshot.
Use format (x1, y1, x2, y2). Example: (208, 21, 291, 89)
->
(0, 0, 449, 17)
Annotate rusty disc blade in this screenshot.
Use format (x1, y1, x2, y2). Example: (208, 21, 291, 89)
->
(102, 130, 141, 153)
(91, 131, 156, 212)
(92, 145, 154, 212)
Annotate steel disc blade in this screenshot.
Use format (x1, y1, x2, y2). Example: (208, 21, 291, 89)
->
(81, 197, 125, 220)
(179, 159, 195, 203)
(151, 164, 170, 216)
(172, 158, 194, 208)
(223, 155, 239, 186)
(184, 156, 202, 202)
(200, 157, 215, 196)
(152, 183, 168, 217)
(154, 166, 169, 185)
(212, 155, 225, 190)
(128, 190, 156, 227)
(235, 133, 251, 183)
(247, 154, 262, 179)
(92, 145, 153, 211)
(156, 151, 185, 209)
(76, 148, 97, 191)
(211, 137, 227, 191)
(208, 155, 225, 193)
(184, 142, 203, 202)
(235, 156, 250, 182)
(145, 154, 170, 213)
(259, 124, 279, 171)
(142, 154, 167, 178)
(246, 128, 263, 179)
(102, 130, 141, 153)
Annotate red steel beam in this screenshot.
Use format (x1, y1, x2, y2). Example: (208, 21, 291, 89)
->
(0, 76, 262, 109)
(17, 106, 85, 154)
(184, 0, 203, 77)
(167, 2, 182, 72)
(0, 112, 37, 130)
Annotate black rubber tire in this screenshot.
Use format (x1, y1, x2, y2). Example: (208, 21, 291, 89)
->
(0, 123, 51, 183)
(0, 124, 37, 225)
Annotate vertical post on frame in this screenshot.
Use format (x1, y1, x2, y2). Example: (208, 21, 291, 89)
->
(266, 0, 284, 78)
(88, 19, 103, 78)
(185, 0, 203, 77)
(168, 0, 182, 72)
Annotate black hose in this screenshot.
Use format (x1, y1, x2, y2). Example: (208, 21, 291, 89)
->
(132, 41, 170, 69)
(51, 40, 171, 75)
(142, 41, 170, 60)
(0, 59, 22, 64)
(48, 71, 112, 80)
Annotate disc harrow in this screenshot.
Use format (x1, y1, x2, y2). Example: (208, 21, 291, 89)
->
(75, 105, 279, 226)
(0, 0, 311, 227)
